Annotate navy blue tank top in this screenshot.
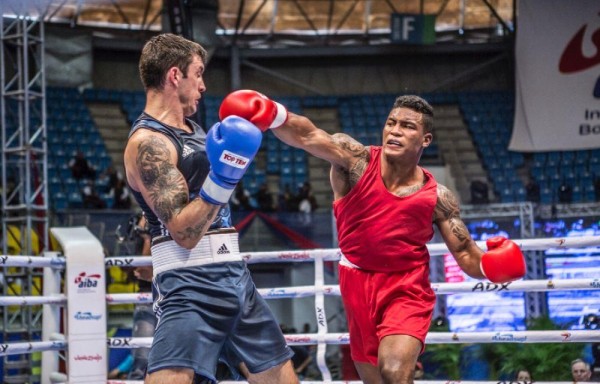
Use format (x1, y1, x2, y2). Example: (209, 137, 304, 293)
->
(128, 113, 232, 239)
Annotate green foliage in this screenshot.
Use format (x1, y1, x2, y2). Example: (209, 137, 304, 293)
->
(425, 317, 463, 379)
(481, 316, 584, 380)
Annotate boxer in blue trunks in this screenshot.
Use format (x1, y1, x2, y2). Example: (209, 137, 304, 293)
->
(124, 33, 298, 384)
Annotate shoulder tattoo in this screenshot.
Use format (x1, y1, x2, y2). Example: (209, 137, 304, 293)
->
(136, 136, 188, 223)
(435, 184, 469, 243)
(331, 133, 369, 188)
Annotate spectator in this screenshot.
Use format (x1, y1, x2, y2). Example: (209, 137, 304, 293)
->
(571, 358, 592, 382)
(69, 150, 97, 181)
(81, 180, 106, 209)
(525, 178, 540, 202)
(111, 179, 132, 210)
(470, 179, 489, 204)
(558, 182, 573, 203)
(515, 369, 532, 381)
(230, 181, 252, 211)
(298, 181, 318, 211)
(256, 183, 274, 211)
(277, 183, 293, 212)
(127, 214, 155, 379)
(102, 165, 123, 193)
(108, 354, 133, 379)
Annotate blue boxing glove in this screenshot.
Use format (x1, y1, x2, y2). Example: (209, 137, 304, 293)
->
(200, 116, 262, 205)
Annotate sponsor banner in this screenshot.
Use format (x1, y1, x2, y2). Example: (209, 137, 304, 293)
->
(510, 0, 600, 151)
(69, 339, 106, 381)
(51, 227, 107, 380)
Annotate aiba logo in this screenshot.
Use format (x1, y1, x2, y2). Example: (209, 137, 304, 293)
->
(74, 271, 101, 292)
(559, 15, 600, 98)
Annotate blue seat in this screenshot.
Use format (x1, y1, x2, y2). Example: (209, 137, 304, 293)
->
(540, 187, 554, 204)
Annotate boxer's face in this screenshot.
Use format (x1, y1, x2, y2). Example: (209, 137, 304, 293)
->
(382, 107, 432, 160)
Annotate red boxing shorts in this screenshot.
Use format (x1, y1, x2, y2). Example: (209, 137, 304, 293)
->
(339, 263, 435, 366)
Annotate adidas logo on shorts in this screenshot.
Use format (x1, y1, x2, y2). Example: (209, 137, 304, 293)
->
(217, 244, 230, 254)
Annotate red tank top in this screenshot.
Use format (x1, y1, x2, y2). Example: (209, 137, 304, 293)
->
(333, 146, 438, 272)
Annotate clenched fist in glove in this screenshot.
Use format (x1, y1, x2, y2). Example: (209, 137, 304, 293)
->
(200, 116, 262, 205)
(480, 236, 526, 283)
(219, 89, 288, 131)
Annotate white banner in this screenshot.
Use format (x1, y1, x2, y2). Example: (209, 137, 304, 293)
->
(510, 0, 600, 152)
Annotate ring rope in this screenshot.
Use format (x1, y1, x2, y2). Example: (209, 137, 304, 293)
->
(2, 277, 598, 307)
(104, 278, 600, 304)
(0, 341, 65, 356)
(1, 234, 598, 380)
(106, 381, 598, 384)
(3, 329, 597, 356)
(2, 235, 599, 269)
(105, 330, 600, 350)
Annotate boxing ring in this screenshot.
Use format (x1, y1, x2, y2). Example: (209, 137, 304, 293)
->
(1, 227, 599, 384)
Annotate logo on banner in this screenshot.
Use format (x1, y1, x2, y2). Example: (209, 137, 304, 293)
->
(558, 15, 600, 98)
(74, 354, 103, 362)
(266, 288, 288, 297)
(285, 335, 311, 343)
(74, 272, 101, 292)
(74, 311, 102, 321)
(492, 332, 527, 342)
(561, 332, 572, 341)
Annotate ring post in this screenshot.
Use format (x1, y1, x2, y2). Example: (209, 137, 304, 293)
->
(51, 227, 107, 383)
(41, 251, 62, 384)
(314, 253, 332, 381)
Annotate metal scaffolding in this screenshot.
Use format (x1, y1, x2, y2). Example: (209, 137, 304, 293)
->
(1, 12, 47, 383)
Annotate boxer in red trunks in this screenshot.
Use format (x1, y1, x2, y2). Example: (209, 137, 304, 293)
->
(219, 91, 526, 384)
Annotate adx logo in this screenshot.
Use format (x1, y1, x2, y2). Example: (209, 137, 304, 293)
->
(74, 271, 101, 290)
(559, 11, 600, 98)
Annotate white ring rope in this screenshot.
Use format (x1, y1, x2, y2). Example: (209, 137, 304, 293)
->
(1, 234, 598, 381)
(0, 341, 66, 356)
(105, 330, 600, 350)
(2, 277, 598, 307)
(104, 278, 600, 304)
(2, 235, 599, 268)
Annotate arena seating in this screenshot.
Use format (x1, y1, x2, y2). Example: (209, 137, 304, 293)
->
(46, 88, 112, 208)
(30, 87, 597, 209)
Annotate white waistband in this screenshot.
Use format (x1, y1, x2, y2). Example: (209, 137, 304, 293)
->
(339, 253, 361, 269)
(151, 232, 242, 275)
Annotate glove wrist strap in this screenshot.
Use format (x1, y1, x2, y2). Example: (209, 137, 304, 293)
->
(201, 176, 234, 205)
(269, 102, 288, 129)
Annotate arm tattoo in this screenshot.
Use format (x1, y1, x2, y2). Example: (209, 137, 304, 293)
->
(435, 185, 470, 243)
(176, 205, 219, 240)
(136, 136, 188, 223)
(331, 133, 369, 188)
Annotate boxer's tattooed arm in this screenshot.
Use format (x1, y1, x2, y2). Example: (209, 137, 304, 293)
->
(434, 184, 469, 244)
(331, 133, 369, 187)
(136, 136, 188, 223)
(175, 205, 219, 240)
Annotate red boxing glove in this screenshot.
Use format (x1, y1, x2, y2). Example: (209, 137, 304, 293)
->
(480, 236, 526, 283)
(219, 90, 288, 131)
